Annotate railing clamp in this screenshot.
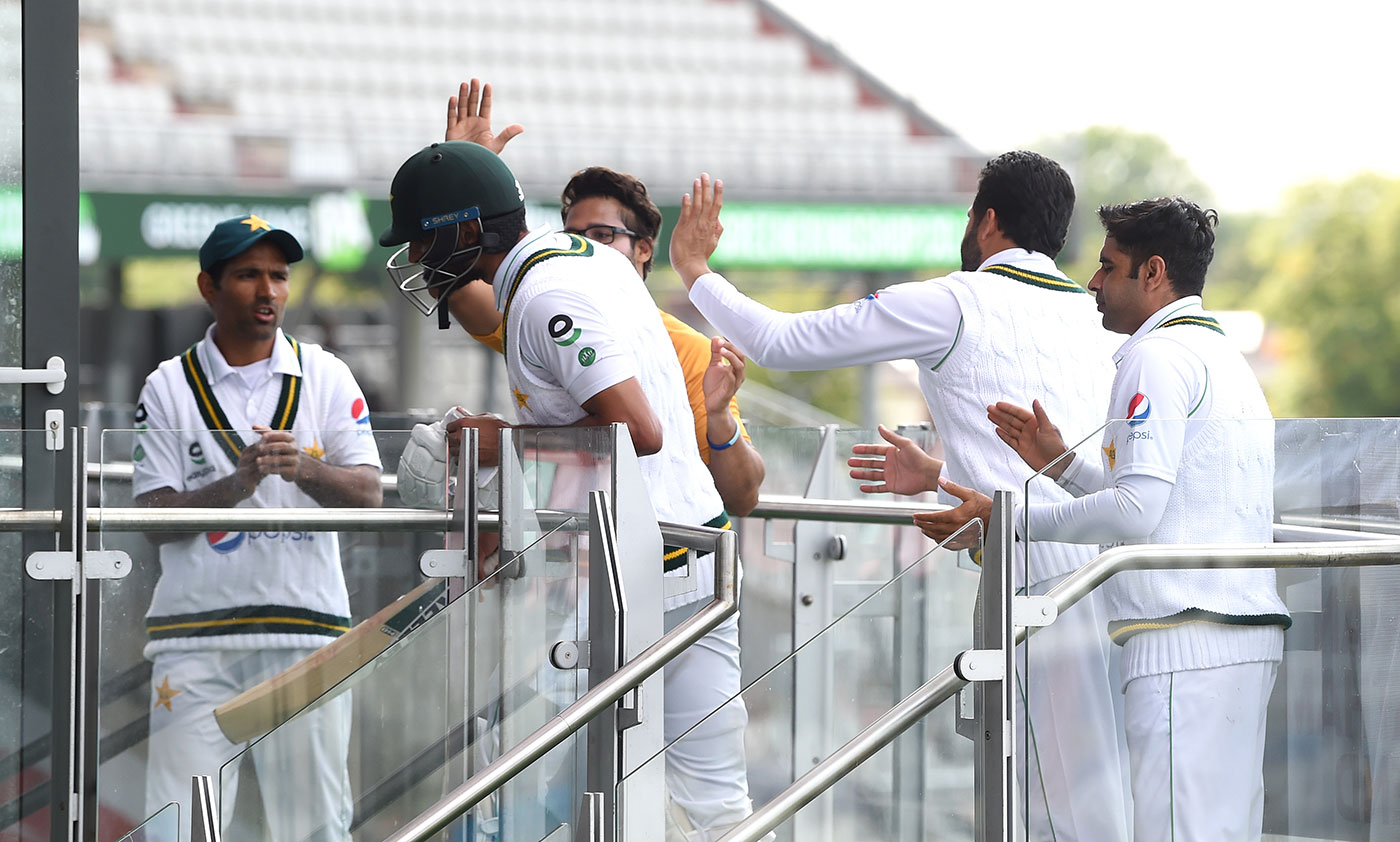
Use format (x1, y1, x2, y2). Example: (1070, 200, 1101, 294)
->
(952, 649, 1005, 682)
(550, 640, 590, 670)
(1012, 595, 1058, 627)
(419, 548, 472, 578)
(26, 550, 131, 582)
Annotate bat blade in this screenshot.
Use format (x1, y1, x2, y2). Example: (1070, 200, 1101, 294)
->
(214, 578, 449, 743)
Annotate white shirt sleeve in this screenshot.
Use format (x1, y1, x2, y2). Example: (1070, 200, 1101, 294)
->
(1018, 336, 1207, 543)
(131, 378, 186, 496)
(319, 355, 384, 470)
(1056, 451, 1105, 497)
(1019, 471, 1174, 543)
(687, 271, 963, 370)
(518, 287, 637, 406)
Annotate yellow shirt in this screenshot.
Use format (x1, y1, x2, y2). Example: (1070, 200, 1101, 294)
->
(471, 309, 750, 465)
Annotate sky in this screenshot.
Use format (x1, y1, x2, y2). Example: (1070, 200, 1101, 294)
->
(769, 0, 1400, 212)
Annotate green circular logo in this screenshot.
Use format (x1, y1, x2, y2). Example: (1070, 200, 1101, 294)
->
(578, 347, 596, 367)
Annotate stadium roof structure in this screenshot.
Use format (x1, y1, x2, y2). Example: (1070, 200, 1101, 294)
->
(71, 0, 985, 204)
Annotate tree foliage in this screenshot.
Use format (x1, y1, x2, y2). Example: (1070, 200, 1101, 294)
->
(1246, 174, 1400, 416)
(1037, 126, 1213, 283)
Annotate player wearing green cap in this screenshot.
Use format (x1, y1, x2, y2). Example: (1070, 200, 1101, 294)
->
(134, 214, 383, 842)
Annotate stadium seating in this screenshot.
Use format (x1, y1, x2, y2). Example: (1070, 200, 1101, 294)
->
(65, 0, 982, 202)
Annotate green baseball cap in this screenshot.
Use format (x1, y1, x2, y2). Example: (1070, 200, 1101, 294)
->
(199, 214, 304, 272)
(379, 141, 526, 247)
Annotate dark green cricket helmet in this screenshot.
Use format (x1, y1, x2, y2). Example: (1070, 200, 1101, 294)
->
(379, 141, 526, 247)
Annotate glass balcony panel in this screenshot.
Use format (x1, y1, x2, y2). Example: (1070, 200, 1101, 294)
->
(115, 800, 180, 842)
(91, 426, 570, 842)
(202, 427, 612, 842)
(620, 520, 981, 842)
(0, 430, 60, 842)
(1020, 417, 1400, 839)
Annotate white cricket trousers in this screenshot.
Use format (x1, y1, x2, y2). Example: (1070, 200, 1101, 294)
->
(662, 607, 755, 841)
(1124, 660, 1277, 842)
(145, 648, 352, 842)
(1018, 576, 1130, 841)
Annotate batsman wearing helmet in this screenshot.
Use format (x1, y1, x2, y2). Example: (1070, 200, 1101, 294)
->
(381, 140, 760, 841)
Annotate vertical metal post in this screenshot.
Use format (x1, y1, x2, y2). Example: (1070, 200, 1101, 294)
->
(583, 491, 622, 842)
(972, 491, 1016, 842)
(790, 426, 840, 842)
(447, 429, 477, 814)
(23, 2, 80, 838)
(73, 432, 103, 842)
(608, 424, 665, 838)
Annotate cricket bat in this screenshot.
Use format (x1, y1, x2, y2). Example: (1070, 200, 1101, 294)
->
(214, 578, 450, 743)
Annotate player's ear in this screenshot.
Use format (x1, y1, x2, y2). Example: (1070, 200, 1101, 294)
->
(197, 271, 217, 304)
(635, 236, 654, 267)
(1142, 254, 1169, 291)
(977, 207, 1000, 242)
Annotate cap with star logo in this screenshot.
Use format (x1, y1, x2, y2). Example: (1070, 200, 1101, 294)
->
(199, 214, 305, 273)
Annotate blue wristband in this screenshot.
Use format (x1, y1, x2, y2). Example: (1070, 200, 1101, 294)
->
(708, 423, 742, 451)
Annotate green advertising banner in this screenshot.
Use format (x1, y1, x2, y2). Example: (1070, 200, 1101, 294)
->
(709, 203, 966, 269)
(4, 190, 966, 273)
(89, 190, 380, 273)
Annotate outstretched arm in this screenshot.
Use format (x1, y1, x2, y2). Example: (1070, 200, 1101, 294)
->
(702, 337, 765, 516)
(673, 175, 963, 372)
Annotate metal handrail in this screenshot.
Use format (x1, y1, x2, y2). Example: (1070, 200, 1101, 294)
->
(0, 507, 590, 533)
(749, 494, 946, 524)
(718, 534, 1400, 842)
(0, 494, 948, 533)
(386, 523, 739, 842)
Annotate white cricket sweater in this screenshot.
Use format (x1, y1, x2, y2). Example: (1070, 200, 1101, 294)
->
(494, 230, 726, 607)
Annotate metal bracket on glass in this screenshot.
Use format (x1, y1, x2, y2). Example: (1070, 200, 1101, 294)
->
(550, 640, 591, 670)
(1012, 595, 1058, 627)
(25, 550, 131, 581)
(618, 687, 642, 731)
(191, 774, 222, 842)
(952, 649, 1006, 682)
(574, 792, 604, 842)
(419, 549, 472, 578)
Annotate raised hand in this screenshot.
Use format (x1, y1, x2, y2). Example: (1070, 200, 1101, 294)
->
(848, 424, 944, 495)
(445, 78, 523, 153)
(987, 399, 1071, 478)
(910, 476, 992, 550)
(670, 173, 724, 289)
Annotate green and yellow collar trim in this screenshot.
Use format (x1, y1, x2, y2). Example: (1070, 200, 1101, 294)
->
(181, 334, 303, 465)
(982, 264, 1086, 294)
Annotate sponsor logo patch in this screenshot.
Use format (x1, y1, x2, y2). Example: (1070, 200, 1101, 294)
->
(188, 442, 206, 465)
(549, 314, 581, 347)
(207, 531, 246, 554)
(352, 397, 370, 425)
(133, 444, 146, 462)
(1126, 393, 1151, 427)
(578, 347, 596, 367)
